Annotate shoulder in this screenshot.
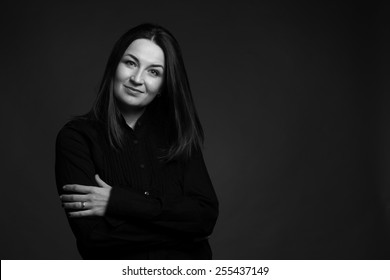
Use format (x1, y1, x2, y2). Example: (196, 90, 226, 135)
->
(56, 117, 103, 147)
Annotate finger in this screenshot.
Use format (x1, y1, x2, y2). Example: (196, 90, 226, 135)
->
(95, 174, 110, 188)
(63, 184, 94, 194)
(60, 194, 89, 202)
(68, 209, 94, 218)
(62, 201, 90, 210)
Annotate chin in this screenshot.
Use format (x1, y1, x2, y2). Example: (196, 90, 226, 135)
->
(115, 92, 155, 108)
(123, 100, 145, 108)
(115, 95, 141, 107)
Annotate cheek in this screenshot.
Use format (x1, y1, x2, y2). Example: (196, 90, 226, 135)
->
(146, 79, 163, 94)
(115, 65, 128, 82)
(113, 67, 126, 97)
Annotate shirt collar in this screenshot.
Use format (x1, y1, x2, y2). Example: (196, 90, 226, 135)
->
(118, 104, 160, 134)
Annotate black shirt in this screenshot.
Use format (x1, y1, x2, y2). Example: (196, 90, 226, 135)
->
(55, 107, 219, 259)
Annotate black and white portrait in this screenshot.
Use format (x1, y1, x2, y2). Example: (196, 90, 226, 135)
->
(1, 1, 389, 260)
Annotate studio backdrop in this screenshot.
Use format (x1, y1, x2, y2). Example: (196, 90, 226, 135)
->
(1, 1, 388, 259)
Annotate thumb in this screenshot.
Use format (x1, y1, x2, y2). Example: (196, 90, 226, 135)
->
(95, 174, 110, 188)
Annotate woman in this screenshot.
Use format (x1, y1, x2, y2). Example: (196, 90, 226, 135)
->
(55, 23, 219, 259)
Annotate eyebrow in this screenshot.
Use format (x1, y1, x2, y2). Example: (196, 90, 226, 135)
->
(125, 54, 164, 69)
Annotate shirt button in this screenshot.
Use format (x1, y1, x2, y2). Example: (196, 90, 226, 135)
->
(144, 191, 150, 196)
(140, 164, 145, 168)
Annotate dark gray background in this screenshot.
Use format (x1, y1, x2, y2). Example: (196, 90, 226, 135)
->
(1, 1, 389, 259)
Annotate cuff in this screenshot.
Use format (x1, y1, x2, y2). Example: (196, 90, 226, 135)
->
(105, 186, 162, 221)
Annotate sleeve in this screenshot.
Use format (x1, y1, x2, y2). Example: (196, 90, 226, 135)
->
(55, 124, 176, 246)
(105, 150, 219, 238)
(55, 125, 100, 243)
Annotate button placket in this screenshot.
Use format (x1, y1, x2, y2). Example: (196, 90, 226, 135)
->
(132, 124, 153, 195)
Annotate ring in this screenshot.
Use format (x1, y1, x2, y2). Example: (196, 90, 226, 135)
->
(81, 201, 86, 209)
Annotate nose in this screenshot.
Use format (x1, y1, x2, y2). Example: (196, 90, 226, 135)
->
(130, 70, 144, 85)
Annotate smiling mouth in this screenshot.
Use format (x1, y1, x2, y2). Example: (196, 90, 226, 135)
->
(123, 85, 144, 93)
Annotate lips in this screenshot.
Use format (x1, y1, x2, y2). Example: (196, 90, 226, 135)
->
(123, 85, 144, 94)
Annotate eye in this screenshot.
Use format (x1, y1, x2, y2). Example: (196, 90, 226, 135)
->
(149, 69, 161, 77)
(124, 60, 136, 67)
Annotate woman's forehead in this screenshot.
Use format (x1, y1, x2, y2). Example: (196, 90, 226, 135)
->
(123, 39, 165, 66)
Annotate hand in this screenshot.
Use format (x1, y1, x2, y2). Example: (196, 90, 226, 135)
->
(60, 174, 112, 217)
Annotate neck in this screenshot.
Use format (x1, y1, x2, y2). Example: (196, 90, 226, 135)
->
(119, 105, 146, 129)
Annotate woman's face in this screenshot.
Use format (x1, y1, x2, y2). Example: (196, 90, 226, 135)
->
(114, 39, 165, 110)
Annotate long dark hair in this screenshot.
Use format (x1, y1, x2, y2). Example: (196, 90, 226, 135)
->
(90, 23, 204, 161)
